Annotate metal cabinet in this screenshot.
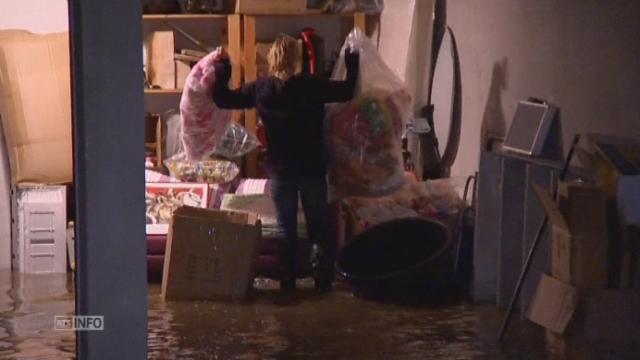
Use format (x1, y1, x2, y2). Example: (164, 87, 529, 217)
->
(473, 151, 559, 314)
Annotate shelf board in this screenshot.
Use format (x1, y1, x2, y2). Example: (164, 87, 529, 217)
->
(240, 12, 360, 17)
(144, 88, 183, 95)
(143, 12, 366, 19)
(143, 14, 228, 20)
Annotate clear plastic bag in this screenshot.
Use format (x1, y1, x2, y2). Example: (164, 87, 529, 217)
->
(327, 28, 412, 199)
(329, 0, 384, 15)
(213, 122, 261, 159)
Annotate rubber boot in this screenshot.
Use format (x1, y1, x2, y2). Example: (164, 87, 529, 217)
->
(310, 243, 334, 293)
(279, 242, 296, 291)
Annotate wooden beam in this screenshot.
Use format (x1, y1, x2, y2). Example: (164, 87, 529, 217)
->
(354, 12, 366, 32)
(243, 15, 258, 177)
(227, 14, 243, 123)
(69, 0, 147, 358)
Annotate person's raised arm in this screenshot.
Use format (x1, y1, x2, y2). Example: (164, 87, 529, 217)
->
(213, 57, 256, 109)
(313, 48, 359, 103)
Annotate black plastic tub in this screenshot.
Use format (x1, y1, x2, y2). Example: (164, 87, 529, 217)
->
(337, 217, 455, 302)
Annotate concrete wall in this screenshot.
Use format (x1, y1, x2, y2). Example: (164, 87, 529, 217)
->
(444, 0, 640, 177)
(0, 0, 69, 270)
(0, 0, 69, 33)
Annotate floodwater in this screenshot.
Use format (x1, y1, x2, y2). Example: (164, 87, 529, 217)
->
(0, 272, 638, 359)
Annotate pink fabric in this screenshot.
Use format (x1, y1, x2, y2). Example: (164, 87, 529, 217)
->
(145, 169, 180, 183)
(235, 178, 271, 195)
(180, 48, 232, 160)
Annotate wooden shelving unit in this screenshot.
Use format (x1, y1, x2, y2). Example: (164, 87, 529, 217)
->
(142, 11, 369, 175)
(143, 14, 242, 169)
(143, 14, 228, 20)
(242, 12, 367, 177)
(144, 88, 183, 95)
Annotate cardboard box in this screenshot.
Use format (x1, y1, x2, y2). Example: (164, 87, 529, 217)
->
(0, 30, 72, 184)
(585, 289, 640, 342)
(145, 31, 176, 89)
(175, 60, 191, 89)
(534, 184, 608, 288)
(161, 206, 261, 301)
(584, 133, 640, 199)
(235, 0, 312, 14)
(582, 134, 640, 286)
(527, 274, 579, 334)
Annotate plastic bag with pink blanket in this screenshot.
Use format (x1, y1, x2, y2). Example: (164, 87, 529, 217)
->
(178, 47, 259, 161)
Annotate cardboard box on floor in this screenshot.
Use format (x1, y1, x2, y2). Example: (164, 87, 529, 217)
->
(161, 206, 261, 301)
(527, 274, 579, 334)
(528, 183, 611, 344)
(534, 183, 608, 288)
(580, 134, 640, 286)
(0, 30, 72, 184)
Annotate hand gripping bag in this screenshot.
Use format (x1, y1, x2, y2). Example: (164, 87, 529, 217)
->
(327, 28, 411, 199)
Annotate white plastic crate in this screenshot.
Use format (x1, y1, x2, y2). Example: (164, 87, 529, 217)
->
(11, 184, 68, 273)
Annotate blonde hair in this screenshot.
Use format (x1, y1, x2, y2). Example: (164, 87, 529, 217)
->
(268, 34, 298, 80)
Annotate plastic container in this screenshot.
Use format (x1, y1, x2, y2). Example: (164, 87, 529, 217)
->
(337, 217, 454, 301)
(11, 185, 68, 273)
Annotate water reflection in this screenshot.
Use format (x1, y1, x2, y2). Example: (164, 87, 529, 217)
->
(146, 279, 552, 359)
(0, 271, 75, 359)
(6, 272, 636, 359)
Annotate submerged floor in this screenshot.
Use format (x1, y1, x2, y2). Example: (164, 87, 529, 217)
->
(0, 272, 637, 359)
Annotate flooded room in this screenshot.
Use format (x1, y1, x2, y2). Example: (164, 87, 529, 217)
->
(0, 0, 639, 359)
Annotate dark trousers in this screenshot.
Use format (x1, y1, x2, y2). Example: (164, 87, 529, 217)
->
(270, 175, 331, 273)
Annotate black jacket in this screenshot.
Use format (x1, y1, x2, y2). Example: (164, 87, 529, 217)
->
(213, 59, 358, 177)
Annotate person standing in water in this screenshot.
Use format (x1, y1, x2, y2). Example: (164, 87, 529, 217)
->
(213, 34, 359, 292)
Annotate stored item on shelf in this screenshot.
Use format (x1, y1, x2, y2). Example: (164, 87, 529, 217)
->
(180, 47, 232, 160)
(0, 30, 72, 184)
(165, 154, 240, 184)
(181, 49, 208, 58)
(329, 0, 383, 14)
(235, 0, 309, 14)
(300, 27, 325, 76)
(146, 31, 176, 89)
(143, 0, 180, 14)
(174, 53, 201, 64)
(161, 206, 261, 301)
(178, 0, 224, 13)
(175, 60, 191, 89)
(327, 28, 411, 199)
